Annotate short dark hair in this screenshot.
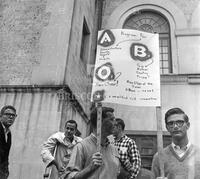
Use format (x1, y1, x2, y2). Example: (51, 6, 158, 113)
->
(165, 107, 189, 124)
(0, 105, 16, 116)
(65, 120, 77, 129)
(90, 107, 114, 128)
(115, 118, 125, 130)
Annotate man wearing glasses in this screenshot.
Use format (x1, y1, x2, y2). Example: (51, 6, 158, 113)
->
(0, 105, 17, 179)
(41, 120, 82, 179)
(152, 107, 200, 179)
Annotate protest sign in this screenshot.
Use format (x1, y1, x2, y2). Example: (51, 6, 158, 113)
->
(91, 29, 160, 106)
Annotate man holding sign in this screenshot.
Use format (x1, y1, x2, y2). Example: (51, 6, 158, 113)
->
(61, 107, 120, 179)
(90, 28, 161, 178)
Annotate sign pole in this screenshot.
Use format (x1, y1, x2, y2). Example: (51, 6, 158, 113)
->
(96, 102, 102, 179)
(156, 106, 164, 177)
(96, 102, 102, 152)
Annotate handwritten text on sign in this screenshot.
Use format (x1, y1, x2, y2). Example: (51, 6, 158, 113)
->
(91, 29, 160, 106)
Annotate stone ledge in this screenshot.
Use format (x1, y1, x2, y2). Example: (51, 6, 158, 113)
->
(175, 28, 200, 37)
(0, 85, 89, 122)
(161, 74, 200, 84)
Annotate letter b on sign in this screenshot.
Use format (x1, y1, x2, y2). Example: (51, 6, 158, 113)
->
(130, 43, 152, 61)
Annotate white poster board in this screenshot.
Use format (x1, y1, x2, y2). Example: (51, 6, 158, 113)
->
(91, 29, 160, 107)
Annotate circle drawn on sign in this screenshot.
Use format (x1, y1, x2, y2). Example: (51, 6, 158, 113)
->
(95, 62, 115, 81)
(97, 66, 111, 80)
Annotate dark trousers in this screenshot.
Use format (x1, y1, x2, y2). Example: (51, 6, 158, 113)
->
(117, 167, 130, 179)
(0, 164, 9, 179)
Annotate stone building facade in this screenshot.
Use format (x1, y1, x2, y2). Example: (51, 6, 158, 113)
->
(0, 0, 200, 177)
(0, 0, 96, 178)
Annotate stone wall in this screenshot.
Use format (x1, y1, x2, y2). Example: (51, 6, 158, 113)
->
(64, 0, 96, 113)
(0, 0, 50, 84)
(0, 0, 94, 114)
(102, 0, 200, 28)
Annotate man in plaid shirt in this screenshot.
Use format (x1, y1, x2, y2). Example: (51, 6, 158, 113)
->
(113, 118, 141, 179)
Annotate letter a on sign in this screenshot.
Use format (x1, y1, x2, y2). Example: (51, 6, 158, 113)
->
(98, 29, 115, 47)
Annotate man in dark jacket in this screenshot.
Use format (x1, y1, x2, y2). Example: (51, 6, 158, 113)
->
(0, 105, 17, 179)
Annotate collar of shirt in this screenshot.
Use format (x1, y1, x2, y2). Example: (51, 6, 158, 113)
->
(171, 142, 191, 156)
(1, 122, 10, 135)
(64, 135, 81, 145)
(115, 134, 126, 142)
(172, 142, 191, 151)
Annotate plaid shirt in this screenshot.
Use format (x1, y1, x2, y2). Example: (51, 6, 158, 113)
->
(114, 135, 141, 179)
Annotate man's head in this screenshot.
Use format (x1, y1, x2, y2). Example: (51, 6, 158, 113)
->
(90, 106, 115, 135)
(113, 118, 125, 138)
(0, 105, 17, 128)
(165, 108, 190, 140)
(64, 120, 77, 140)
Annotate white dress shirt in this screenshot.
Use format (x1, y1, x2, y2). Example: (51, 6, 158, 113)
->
(171, 142, 191, 158)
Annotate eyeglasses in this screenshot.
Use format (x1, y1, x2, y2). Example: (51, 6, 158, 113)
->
(166, 120, 185, 128)
(3, 113, 17, 118)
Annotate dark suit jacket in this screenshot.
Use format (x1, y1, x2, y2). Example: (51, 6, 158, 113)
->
(0, 122, 11, 176)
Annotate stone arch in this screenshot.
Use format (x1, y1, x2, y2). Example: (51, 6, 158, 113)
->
(105, 0, 187, 29)
(105, 0, 187, 73)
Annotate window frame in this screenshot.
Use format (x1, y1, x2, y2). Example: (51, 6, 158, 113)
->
(123, 11, 172, 74)
(80, 18, 90, 67)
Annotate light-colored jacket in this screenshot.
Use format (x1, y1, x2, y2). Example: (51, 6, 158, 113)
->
(41, 132, 82, 179)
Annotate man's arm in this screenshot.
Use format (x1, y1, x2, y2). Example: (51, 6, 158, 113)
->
(151, 153, 160, 178)
(61, 143, 102, 179)
(41, 132, 61, 169)
(73, 152, 102, 179)
(126, 140, 141, 179)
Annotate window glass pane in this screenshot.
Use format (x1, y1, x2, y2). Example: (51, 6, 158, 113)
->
(163, 61, 169, 68)
(162, 54, 168, 61)
(163, 69, 169, 74)
(162, 47, 168, 53)
(160, 68, 164, 74)
(162, 39, 168, 46)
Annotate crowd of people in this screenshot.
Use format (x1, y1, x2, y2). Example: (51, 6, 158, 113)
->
(1, 105, 200, 179)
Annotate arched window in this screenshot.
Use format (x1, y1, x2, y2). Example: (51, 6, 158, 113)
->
(123, 11, 172, 74)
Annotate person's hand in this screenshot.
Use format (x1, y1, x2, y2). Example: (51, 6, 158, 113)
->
(47, 160, 59, 170)
(58, 166, 65, 175)
(123, 159, 132, 170)
(89, 152, 103, 171)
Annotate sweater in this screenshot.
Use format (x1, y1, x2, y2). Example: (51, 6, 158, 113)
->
(151, 144, 200, 179)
